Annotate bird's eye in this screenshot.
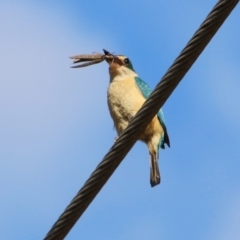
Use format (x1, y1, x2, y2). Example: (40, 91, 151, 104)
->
(124, 58, 129, 64)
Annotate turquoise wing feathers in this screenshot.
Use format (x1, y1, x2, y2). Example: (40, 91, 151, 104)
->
(134, 77, 170, 149)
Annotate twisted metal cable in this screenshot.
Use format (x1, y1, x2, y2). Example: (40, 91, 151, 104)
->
(44, 1, 239, 239)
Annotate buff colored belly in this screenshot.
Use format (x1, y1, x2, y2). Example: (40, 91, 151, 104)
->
(108, 77, 164, 139)
(107, 78, 146, 135)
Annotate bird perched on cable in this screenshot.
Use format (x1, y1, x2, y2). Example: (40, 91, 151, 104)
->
(70, 49, 170, 187)
(103, 49, 170, 187)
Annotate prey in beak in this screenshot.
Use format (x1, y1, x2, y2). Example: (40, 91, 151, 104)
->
(70, 49, 114, 68)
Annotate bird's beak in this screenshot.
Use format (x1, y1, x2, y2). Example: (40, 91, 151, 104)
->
(103, 49, 113, 64)
(103, 49, 122, 67)
(103, 49, 111, 55)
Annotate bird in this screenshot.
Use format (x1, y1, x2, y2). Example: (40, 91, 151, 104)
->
(103, 49, 170, 187)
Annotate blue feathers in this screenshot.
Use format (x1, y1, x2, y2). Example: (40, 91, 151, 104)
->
(134, 77, 165, 125)
(134, 77, 152, 99)
(134, 77, 170, 149)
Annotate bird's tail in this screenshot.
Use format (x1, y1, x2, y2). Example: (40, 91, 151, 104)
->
(150, 153, 161, 187)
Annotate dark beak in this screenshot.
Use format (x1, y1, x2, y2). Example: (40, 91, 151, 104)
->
(103, 49, 111, 55)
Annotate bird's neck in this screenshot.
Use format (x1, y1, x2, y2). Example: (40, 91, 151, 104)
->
(109, 66, 137, 83)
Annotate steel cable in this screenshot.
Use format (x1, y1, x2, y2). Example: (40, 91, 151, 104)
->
(44, 1, 239, 239)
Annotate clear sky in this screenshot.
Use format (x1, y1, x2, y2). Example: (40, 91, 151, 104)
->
(1, 1, 240, 239)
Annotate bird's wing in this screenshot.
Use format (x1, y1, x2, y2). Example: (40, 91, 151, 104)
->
(134, 77, 170, 149)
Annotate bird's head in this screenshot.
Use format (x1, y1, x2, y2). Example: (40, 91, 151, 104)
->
(103, 49, 136, 79)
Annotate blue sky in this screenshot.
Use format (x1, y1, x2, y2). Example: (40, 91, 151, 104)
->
(0, 1, 240, 239)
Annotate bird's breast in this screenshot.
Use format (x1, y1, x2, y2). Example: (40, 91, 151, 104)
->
(107, 77, 145, 134)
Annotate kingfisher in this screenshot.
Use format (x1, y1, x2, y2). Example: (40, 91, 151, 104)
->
(103, 49, 170, 187)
